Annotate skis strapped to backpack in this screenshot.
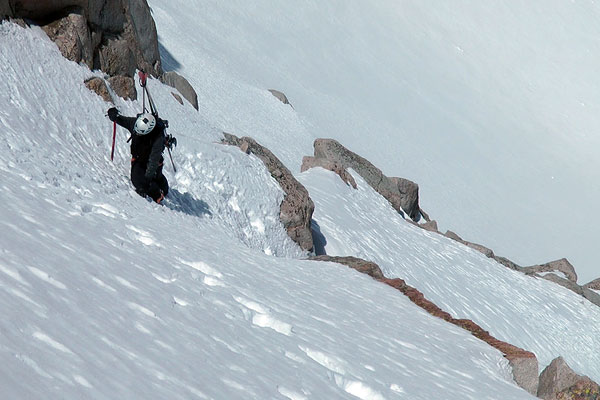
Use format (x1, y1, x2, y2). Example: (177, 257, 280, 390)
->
(138, 71, 177, 173)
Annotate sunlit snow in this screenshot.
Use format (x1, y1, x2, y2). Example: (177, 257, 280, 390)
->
(1, 1, 599, 399)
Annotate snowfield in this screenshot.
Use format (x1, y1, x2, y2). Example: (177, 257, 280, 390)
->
(1, 1, 599, 398)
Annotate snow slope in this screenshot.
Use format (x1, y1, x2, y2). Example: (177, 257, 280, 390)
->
(0, 22, 534, 400)
(1, 2, 599, 398)
(148, 0, 600, 283)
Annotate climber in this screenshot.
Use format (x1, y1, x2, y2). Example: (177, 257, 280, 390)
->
(107, 107, 170, 203)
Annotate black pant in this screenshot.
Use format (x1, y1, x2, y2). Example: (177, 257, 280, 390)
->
(131, 161, 169, 202)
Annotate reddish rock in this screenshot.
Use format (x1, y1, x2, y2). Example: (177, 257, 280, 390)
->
(309, 255, 384, 279)
(378, 277, 538, 395)
(538, 357, 600, 400)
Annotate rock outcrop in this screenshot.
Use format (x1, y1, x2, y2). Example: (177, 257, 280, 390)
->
(584, 278, 600, 291)
(303, 139, 425, 221)
(160, 71, 199, 110)
(522, 258, 578, 283)
(268, 89, 293, 108)
(10, 0, 162, 77)
(309, 255, 384, 279)
(538, 357, 600, 400)
(313, 253, 540, 395)
(221, 133, 314, 252)
(3, 0, 203, 103)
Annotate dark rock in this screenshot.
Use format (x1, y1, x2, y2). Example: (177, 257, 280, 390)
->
(222, 133, 314, 252)
(538, 357, 600, 400)
(160, 71, 198, 110)
(309, 255, 384, 279)
(268, 89, 293, 108)
(107, 75, 136, 101)
(84, 77, 112, 103)
(312, 138, 421, 220)
(126, 0, 161, 75)
(1, 2, 13, 20)
(300, 156, 357, 189)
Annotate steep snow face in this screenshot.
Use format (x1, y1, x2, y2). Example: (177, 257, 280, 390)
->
(148, 0, 600, 283)
(0, 22, 537, 400)
(299, 167, 600, 383)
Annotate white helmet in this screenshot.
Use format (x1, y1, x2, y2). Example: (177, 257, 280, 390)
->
(134, 113, 156, 135)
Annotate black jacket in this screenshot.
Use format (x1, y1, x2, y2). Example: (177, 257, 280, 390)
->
(114, 115, 166, 180)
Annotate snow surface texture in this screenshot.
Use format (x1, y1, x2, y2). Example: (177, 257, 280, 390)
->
(149, 0, 600, 284)
(0, 4, 598, 399)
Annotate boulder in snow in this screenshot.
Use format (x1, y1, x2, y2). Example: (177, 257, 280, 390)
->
(222, 133, 314, 253)
(268, 89, 293, 108)
(311, 138, 422, 221)
(538, 356, 600, 400)
(522, 258, 578, 283)
(160, 71, 198, 110)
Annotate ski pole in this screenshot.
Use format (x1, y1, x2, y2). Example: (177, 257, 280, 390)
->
(167, 146, 177, 173)
(110, 120, 116, 161)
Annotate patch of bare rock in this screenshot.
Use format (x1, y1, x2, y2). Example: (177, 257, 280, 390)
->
(301, 138, 426, 222)
(2, 1, 197, 107)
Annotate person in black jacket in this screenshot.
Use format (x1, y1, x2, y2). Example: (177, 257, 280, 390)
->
(107, 107, 169, 203)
